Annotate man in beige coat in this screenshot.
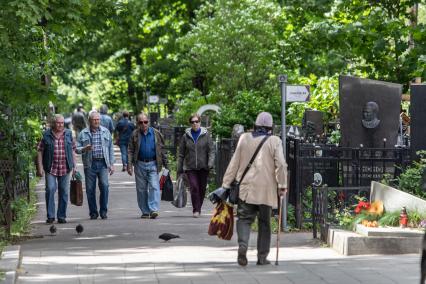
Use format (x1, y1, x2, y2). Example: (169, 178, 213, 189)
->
(222, 112, 288, 266)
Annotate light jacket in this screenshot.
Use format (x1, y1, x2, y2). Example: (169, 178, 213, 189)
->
(222, 132, 288, 208)
(40, 129, 74, 173)
(177, 127, 215, 173)
(128, 127, 168, 173)
(76, 126, 115, 169)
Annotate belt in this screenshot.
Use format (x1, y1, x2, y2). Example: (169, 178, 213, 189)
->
(92, 157, 104, 161)
(139, 158, 156, 162)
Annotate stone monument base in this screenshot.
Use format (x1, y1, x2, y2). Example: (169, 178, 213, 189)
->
(327, 225, 423, 255)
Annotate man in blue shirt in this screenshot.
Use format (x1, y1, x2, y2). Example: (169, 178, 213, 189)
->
(114, 111, 135, 171)
(127, 113, 168, 219)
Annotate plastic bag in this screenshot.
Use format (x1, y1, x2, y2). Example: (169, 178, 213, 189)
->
(171, 174, 187, 208)
(161, 174, 174, 201)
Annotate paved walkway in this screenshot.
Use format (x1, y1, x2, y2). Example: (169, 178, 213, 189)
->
(17, 152, 422, 283)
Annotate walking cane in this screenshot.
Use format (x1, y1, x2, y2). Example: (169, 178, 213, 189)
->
(275, 195, 284, 265)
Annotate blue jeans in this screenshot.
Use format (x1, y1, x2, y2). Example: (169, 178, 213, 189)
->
(119, 144, 128, 167)
(134, 161, 160, 214)
(84, 160, 109, 217)
(45, 172, 70, 220)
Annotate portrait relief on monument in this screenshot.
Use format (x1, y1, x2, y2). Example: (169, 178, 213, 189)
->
(361, 101, 380, 129)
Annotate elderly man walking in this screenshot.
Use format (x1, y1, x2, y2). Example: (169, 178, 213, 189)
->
(222, 112, 288, 266)
(127, 112, 168, 219)
(37, 114, 77, 224)
(77, 111, 115, 220)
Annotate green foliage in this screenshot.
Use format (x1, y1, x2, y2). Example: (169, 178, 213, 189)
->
(281, 1, 426, 90)
(378, 211, 400, 227)
(179, 0, 281, 98)
(286, 75, 339, 127)
(334, 207, 355, 230)
(408, 210, 426, 228)
(212, 90, 281, 137)
(11, 193, 37, 237)
(327, 130, 341, 145)
(287, 203, 296, 229)
(397, 150, 426, 199)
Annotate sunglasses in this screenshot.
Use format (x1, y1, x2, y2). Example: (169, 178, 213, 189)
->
(190, 120, 199, 124)
(139, 120, 149, 124)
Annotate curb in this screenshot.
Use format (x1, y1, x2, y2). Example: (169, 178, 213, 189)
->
(0, 245, 21, 284)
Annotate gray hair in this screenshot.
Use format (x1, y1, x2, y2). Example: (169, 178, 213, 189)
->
(51, 114, 64, 130)
(88, 110, 100, 120)
(53, 114, 64, 121)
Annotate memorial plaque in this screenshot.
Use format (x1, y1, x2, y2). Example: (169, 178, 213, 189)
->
(340, 76, 401, 148)
(410, 84, 426, 159)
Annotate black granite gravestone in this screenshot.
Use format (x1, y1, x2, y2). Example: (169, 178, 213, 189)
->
(302, 110, 324, 137)
(340, 75, 401, 148)
(410, 84, 426, 159)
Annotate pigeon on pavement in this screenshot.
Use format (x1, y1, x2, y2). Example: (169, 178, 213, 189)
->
(49, 225, 57, 235)
(76, 224, 84, 235)
(159, 233, 180, 242)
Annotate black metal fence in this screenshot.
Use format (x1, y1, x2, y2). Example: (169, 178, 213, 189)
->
(0, 160, 30, 237)
(214, 138, 237, 186)
(288, 137, 410, 228)
(312, 185, 370, 242)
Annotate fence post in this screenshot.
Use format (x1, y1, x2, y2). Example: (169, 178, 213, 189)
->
(312, 184, 317, 239)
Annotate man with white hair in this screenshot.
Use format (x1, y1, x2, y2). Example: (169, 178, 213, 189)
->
(37, 114, 77, 224)
(77, 111, 115, 220)
(222, 111, 288, 266)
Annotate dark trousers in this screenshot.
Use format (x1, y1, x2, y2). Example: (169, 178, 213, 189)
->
(237, 200, 272, 260)
(185, 169, 209, 213)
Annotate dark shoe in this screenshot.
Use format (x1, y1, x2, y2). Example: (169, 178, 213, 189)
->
(100, 214, 108, 219)
(57, 218, 67, 224)
(237, 247, 248, 267)
(122, 167, 126, 172)
(256, 258, 271, 265)
(150, 211, 159, 219)
(90, 214, 98, 220)
(141, 213, 150, 219)
(46, 218, 55, 224)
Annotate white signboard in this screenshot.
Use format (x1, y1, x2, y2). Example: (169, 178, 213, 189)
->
(148, 95, 159, 104)
(286, 85, 310, 102)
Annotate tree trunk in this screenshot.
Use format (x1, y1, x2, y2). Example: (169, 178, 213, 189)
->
(125, 53, 137, 113)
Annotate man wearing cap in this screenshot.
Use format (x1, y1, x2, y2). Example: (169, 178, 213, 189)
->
(222, 111, 288, 266)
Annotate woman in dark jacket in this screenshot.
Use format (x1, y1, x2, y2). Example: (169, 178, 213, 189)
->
(177, 114, 215, 217)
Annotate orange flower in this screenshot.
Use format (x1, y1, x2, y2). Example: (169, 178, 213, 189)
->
(368, 200, 384, 216)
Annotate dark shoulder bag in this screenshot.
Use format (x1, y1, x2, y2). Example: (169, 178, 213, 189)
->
(228, 135, 269, 204)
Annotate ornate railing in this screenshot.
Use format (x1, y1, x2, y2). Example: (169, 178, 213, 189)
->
(287, 137, 410, 228)
(0, 160, 30, 237)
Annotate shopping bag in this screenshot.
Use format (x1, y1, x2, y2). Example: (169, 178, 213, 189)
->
(70, 173, 83, 206)
(171, 174, 187, 208)
(159, 168, 169, 190)
(208, 201, 234, 240)
(161, 174, 174, 201)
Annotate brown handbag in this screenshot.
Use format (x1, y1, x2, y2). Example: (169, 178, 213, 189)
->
(70, 176, 83, 206)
